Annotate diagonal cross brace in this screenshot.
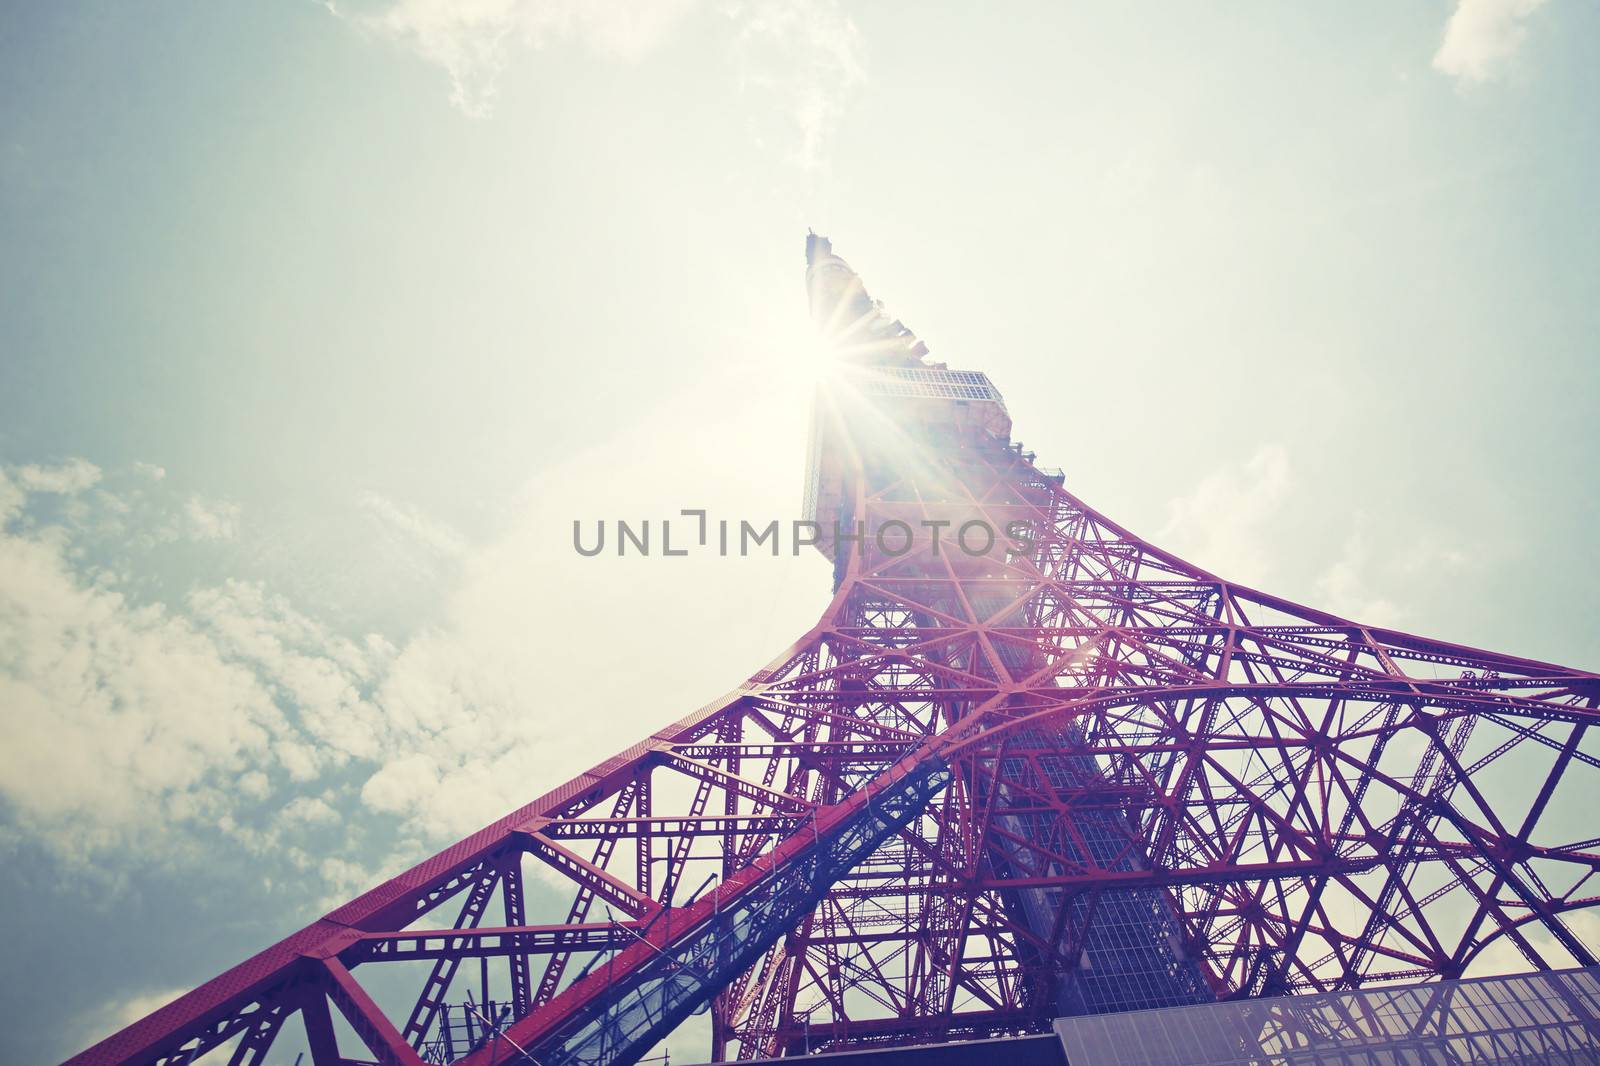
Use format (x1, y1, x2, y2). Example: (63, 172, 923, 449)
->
(522, 758, 951, 1066)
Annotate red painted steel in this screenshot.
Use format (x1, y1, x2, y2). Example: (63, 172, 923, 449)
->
(64, 237, 1600, 1065)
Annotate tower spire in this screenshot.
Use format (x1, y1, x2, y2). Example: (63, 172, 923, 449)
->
(805, 233, 929, 365)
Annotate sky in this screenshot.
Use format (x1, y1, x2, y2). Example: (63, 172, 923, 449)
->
(1, 1, 1597, 1062)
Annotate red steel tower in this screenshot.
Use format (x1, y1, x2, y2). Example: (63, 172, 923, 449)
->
(68, 237, 1600, 1066)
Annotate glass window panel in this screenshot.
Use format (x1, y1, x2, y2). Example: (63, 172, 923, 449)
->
(1072, 1018, 1117, 1066)
(1049, 967, 1600, 1066)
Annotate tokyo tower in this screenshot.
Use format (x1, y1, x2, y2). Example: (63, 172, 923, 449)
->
(68, 236, 1600, 1066)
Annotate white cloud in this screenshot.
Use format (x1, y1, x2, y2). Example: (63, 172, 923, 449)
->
(189, 580, 395, 770)
(0, 351, 825, 878)
(0, 466, 287, 866)
(1157, 444, 1291, 587)
(1433, 0, 1549, 85)
(184, 495, 241, 541)
(238, 770, 272, 800)
(0, 456, 493, 869)
(317, 855, 384, 902)
(0, 528, 290, 862)
(14, 458, 101, 495)
(132, 461, 167, 481)
(0, 467, 386, 868)
(281, 794, 341, 825)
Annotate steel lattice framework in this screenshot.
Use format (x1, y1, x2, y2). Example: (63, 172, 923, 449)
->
(68, 237, 1600, 1066)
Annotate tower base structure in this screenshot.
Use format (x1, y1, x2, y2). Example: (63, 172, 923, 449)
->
(64, 237, 1600, 1066)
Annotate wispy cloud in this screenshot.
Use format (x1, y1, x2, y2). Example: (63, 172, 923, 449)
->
(1156, 448, 1480, 630)
(352, 0, 697, 117)
(75, 987, 187, 1054)
(337, 0, 866, 168)
(1471, 907, 1600, 975)
(1314, 522, 1475, 630)
(1313, 527, 1405, 628)
(1433, 0, 1549, 85)
(1157, 444, 1291, 587)
(359, 490, 467, 557)
(726, 0, 865, 171)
